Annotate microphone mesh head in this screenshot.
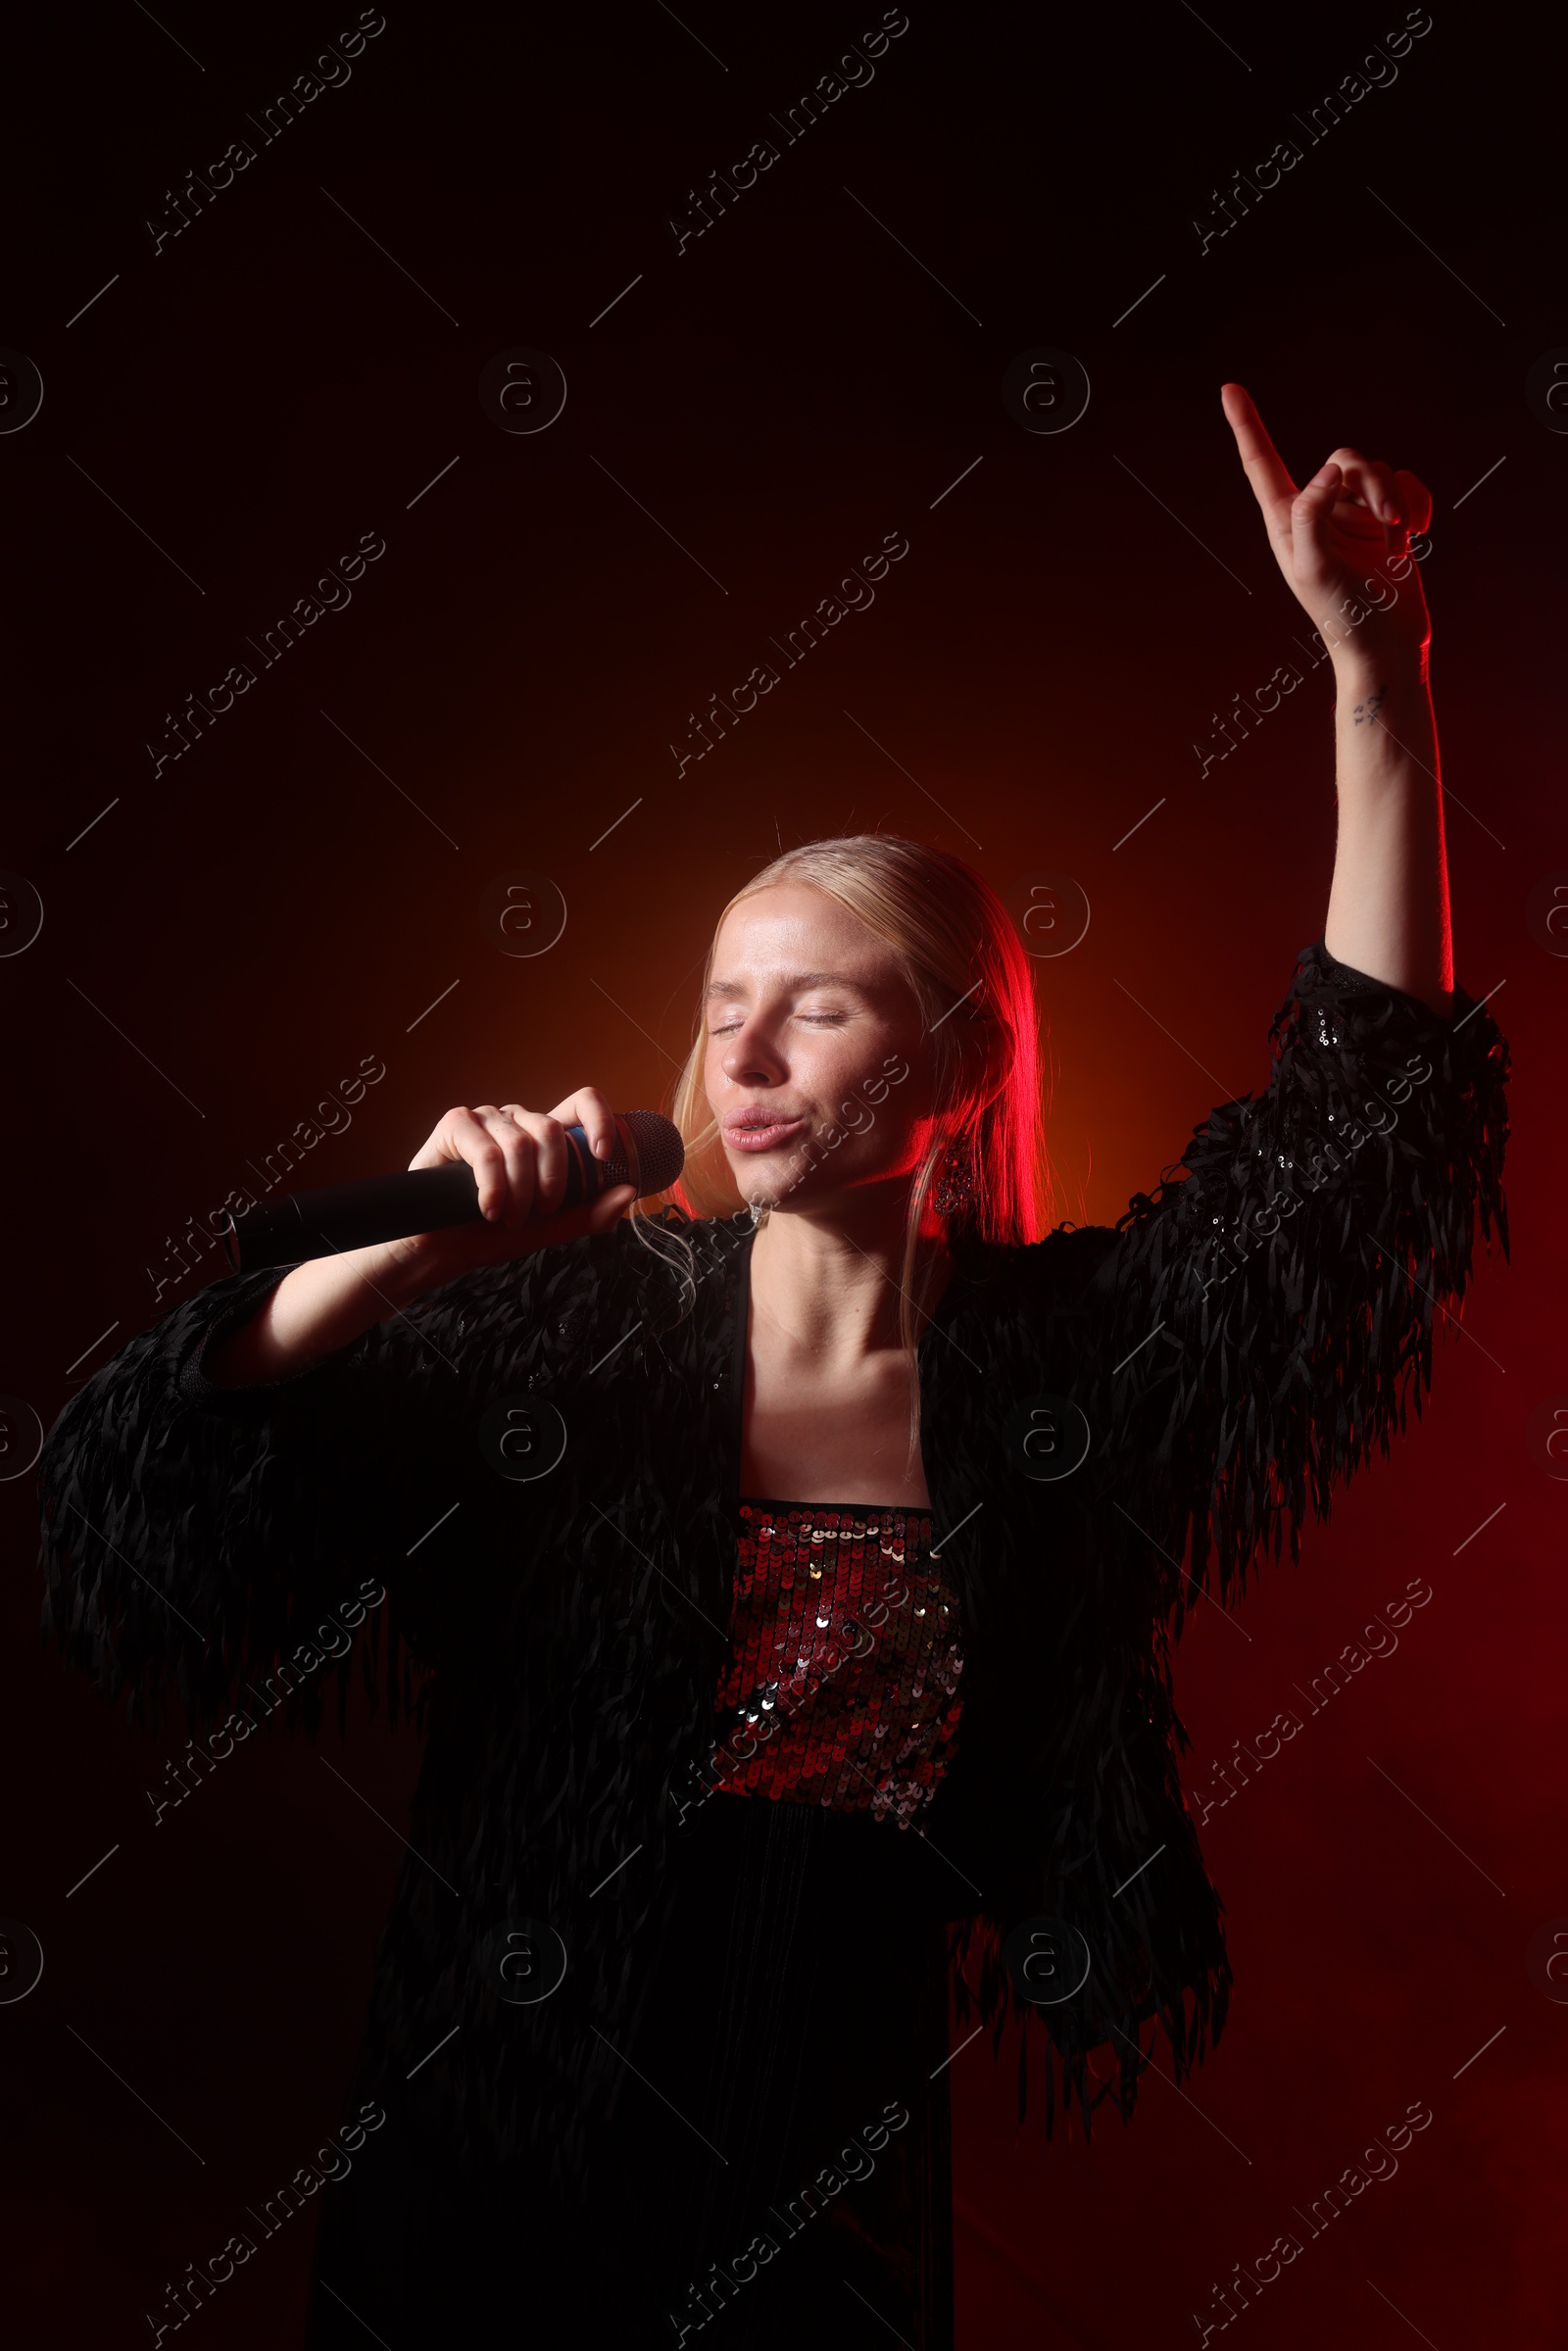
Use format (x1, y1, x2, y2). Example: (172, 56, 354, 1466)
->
(615, 1110, 686, 1197)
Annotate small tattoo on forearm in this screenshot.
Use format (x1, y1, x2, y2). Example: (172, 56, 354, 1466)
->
(1352, 690, 1386, 725)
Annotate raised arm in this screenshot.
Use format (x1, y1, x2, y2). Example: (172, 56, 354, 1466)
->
(1221, 381, 1451, 1014)
(1067, 394, 1509, 1621)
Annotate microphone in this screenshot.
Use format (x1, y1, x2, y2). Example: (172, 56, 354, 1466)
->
(220, 1110, 685, 1273)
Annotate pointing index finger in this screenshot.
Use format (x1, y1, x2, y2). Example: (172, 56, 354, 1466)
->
(1221, 381, 1298, 517)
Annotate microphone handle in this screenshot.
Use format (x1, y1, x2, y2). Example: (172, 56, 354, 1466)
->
(220, 1122, 630, 1273)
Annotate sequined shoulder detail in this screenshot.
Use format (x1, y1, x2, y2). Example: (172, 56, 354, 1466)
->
(708, 1498, 963, 1828)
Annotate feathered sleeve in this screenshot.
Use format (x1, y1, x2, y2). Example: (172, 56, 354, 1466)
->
(1086, 940, 1510, 1623)
(33, 1249, 574, 1743)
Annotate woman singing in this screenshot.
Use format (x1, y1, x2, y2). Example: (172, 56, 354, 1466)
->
(37, 387, 1508, 2348)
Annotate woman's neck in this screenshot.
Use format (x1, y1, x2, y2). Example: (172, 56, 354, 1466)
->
(746, 1188, 952, 1362)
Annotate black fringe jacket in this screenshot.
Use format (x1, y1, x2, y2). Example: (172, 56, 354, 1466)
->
(35, 944, 1509, 2191)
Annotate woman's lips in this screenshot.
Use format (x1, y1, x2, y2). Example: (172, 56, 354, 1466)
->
(722, 1114, 807, 1152)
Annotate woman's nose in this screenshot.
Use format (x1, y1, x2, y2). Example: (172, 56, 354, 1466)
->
(720, 1022, 785, 1086)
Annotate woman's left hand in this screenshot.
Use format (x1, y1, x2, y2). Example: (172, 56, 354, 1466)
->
(1221, 381, 1433, 667)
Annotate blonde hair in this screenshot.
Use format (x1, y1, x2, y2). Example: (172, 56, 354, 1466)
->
(644, 834, 1052, 1455)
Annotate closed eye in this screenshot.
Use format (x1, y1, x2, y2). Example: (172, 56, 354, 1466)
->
(710, 1012, 849, 1034)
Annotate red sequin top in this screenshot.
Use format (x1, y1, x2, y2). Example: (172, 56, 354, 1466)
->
(709, 1498, 964, 1828)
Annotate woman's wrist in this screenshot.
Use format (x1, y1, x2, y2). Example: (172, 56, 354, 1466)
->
(1326, 661, 1439, 806)
(1329, 643, 1430, 709)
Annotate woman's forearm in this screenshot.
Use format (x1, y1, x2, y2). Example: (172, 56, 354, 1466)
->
(203, 1244, 424, 1386)
(1322, 651, 1454, 1016)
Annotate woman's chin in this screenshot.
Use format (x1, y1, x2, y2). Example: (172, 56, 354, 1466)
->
(723, 1156, 790, 1202)
(721, 1144, 814, 1209)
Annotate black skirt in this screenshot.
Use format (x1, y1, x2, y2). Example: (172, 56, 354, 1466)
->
(305, 1786, 960, 2347)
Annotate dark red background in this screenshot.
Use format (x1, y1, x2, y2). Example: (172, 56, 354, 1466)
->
(3, 1, 1563, 2340)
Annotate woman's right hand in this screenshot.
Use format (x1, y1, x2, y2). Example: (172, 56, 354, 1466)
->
(203, 1090, 638, 1386)
(385, 1088, 640, 1293)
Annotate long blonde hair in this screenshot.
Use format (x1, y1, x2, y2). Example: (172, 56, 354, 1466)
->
(644, 834, 1052, 1453)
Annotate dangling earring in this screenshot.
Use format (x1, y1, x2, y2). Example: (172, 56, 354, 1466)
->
(931, 1140, 974, 1219)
